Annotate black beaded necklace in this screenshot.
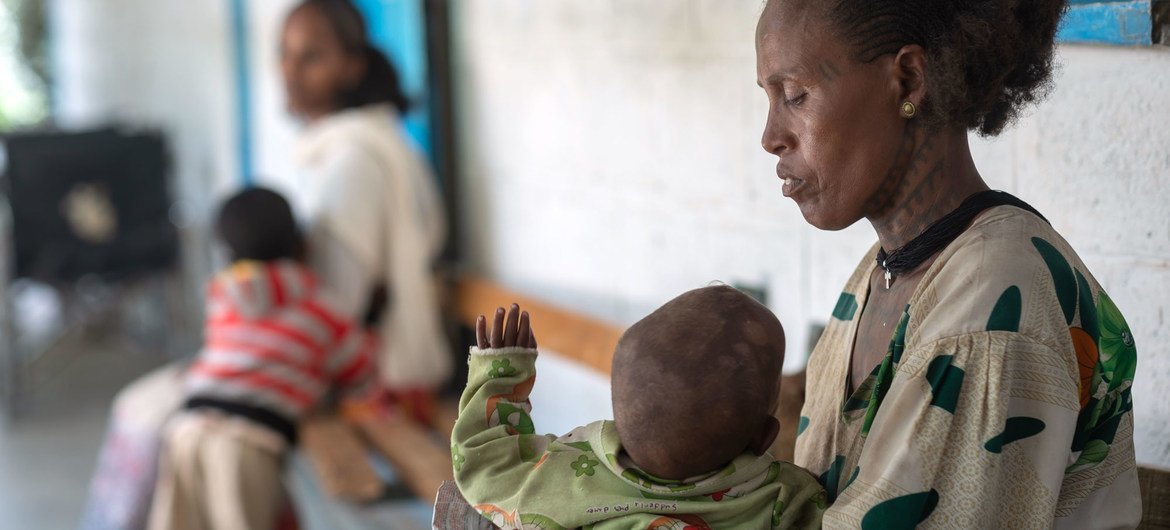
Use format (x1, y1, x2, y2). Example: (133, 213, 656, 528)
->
(876, 190, 1048, 289)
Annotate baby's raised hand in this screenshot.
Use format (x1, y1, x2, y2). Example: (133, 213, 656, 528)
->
(476, 303, 538, 350)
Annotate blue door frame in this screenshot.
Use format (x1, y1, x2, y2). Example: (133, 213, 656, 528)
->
(229, 0, 254, 186)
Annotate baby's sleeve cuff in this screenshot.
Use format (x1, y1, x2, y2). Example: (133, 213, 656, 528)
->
(469, 346, 538, 357)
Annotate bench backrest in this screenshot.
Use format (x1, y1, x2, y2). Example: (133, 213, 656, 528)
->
(453, 276, 625, 375)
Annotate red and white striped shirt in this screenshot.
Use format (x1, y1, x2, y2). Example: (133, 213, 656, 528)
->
(186, 260, 380, 421)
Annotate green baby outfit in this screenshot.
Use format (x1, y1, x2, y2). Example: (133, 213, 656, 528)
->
(451, 346, 825, 529)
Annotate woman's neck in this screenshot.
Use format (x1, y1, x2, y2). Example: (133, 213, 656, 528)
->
(866, 125, 989, 252)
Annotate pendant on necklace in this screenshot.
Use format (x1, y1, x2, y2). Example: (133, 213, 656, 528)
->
(883, 261, 892, 289)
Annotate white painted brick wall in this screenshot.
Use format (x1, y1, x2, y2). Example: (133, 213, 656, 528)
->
(50, 0, 303, 295)
(51, 0, 239, 209)
(49, 0, 244, 322)
(452, 0, 1170, 466)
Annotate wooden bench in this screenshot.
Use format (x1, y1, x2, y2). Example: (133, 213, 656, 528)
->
(299, 275, 625, 510)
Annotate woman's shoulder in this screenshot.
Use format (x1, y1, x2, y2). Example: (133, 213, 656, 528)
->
(908, 205, 1107, 351)
(296, 104, 407, 168)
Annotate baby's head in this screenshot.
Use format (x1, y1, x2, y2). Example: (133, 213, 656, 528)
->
(215, 187, 305, 263)
(612, 285, 785, 480)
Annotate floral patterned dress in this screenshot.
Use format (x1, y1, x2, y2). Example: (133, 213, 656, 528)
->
(795, 206, 1141, 528)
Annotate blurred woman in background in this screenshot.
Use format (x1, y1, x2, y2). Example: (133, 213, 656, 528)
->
(281, 0, 452, 413)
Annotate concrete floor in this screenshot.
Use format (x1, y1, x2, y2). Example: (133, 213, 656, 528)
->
(0, 334, 167, 530)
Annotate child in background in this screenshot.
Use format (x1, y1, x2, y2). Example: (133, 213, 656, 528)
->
(148, 187, 385, 530)
(452, 286, 826, 529)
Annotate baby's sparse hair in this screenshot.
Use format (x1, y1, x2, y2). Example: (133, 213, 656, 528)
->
(215, 187, 304, 263)
(611, 285, 785, 480)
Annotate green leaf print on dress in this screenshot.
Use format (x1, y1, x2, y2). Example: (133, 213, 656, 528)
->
(986, 286, 1022, 332)
(984, 417, 1046, 454)
(819, 455, 847, 503)
(860, 489, 939, 530)
(832, 292, 859, 321)
(1075, 270, 1099, 343)
(1029, 237, 1138, 469)
(1032, 237, 1077, 325)
(925, 356, 965, 414)
(845, 466, 860, 490)
(1070, 290, 1137, 459)
(1096, 291, 1136, 393)
(857, 307, 910, 438)
(842, 368, 879, 416)
(1067, 439, 1111, 473)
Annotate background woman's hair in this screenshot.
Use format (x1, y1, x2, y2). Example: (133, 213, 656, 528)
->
(298, 0, 412, 114)
(826, 0, 1068, 136)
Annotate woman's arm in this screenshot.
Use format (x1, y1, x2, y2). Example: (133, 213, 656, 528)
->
(302, 144, 387, 319)
(307, 226, 375, 320)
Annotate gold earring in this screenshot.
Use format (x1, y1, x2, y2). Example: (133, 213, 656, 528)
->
(900, 101, 917, 119)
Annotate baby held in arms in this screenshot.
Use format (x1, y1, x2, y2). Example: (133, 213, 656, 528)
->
(451, 285, 826, 529)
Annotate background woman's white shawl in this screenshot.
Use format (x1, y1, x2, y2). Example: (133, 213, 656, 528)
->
(294, 104, 451, 389)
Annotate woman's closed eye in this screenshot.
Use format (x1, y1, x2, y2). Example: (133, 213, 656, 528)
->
(784, 92, 808, 107)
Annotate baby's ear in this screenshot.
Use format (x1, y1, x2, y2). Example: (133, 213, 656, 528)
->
(751, 416, 781, 456)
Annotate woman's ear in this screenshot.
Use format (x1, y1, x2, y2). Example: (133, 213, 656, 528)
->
(751, 416, 781, 456)
(892, 44, 928, 107)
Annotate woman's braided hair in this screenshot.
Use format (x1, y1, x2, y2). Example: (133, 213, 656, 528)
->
(827, 0, 1068, 136)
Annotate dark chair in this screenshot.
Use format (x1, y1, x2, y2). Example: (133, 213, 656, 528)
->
(0, 128, 181, 418)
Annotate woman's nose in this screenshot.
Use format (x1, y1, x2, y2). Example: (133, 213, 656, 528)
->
(761, 111, 795, 157)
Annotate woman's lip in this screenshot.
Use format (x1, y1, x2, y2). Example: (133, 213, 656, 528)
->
(782, 178, 803, 197)
(778, 172, 804, 198)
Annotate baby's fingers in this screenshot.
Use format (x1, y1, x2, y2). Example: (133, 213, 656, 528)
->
(490, 307, 506, 349)
(503, 304, 520, 347)
(476, 315, 488, 349)
(516, 311, 531, 349)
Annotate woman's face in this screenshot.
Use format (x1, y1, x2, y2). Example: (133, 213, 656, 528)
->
(280, 5, 363, 120)
(756, 2, 909, 231)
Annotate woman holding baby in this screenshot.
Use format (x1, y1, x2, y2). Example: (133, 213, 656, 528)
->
(755, 0, 1140, 527)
